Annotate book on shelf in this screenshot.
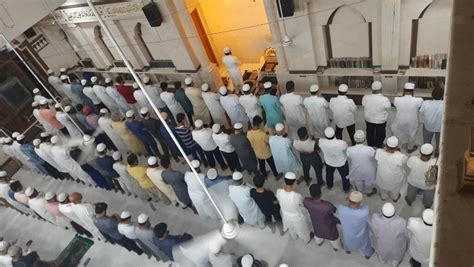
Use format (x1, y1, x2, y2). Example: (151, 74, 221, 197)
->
(333, 76, 373, 89)
(410, 54, 448, 69)
(408, 77, 445, 89)
(327, 57, 373, 68)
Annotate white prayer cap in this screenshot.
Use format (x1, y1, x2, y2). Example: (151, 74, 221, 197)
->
(54, 103, 61, 109)
(83, 134, 93, 142)
(16, 134, 25, 141)
(60, 75, 68, 81)
(338, 84, 349, 93)
(112, 151, 121, 161)
(31, 101, 38, 108)
(242, 84, 251, 92)
(191, 160, 200, 169)
(354, 130, 366, 142)
(275, 123, 284, 132)
(349, 191, 363, 202)
(140, 107, 149, 115)
(279, 265, 289, 267)
(64, 105, 72, 112)
(81, 79, 87, 85)
(223, 47, 230, 54)
(33, 139, 41, 146)
(8, 246, 20, 257)
(133, 82, 139, 89)
(40, 132, 49, 138)
(4, 137, 12, 143)
(234, 123, 243, 130)
(0, 241, 9, 251)
(90, 76, 98, 83)
(0, 171, 7, 177)
(324, 127, 335, 138)
(386, 136, 399, 148)
(39, 99, 48, 105)
(201, 83, 209, 92)
(219, 86, 227, 95)
(47, 69, 54, 75)
(232, 171, 243, 181)
(371, 81, 382, 91)
(50, 135, 59, 144)
(96, 143, 106, 152)
(209, 242, 222, 254)
(263, 82, 272, 89)
(283, 172, 295, 180)
(212, 124, 221, 133)
(382, 202, 395, 217)
(404, 82, 415, 90)
(100, 108, 109, 114)
(143, 76, 150, 83)
(12, 132, 19, 139)
(57, 192, 68, 202)
(309, 84, 319, 93)
(137, 213, 149, 224)
(126, 110, 135, 118)
(207, 168, 218, 180)
(422, 209, 434, 225)
(105, 78, 112, 83)
(160, 112, 168, 120)
(194, 120, 203, 128)
(45, 192, 55, 201)
(241, 254, 253, 267)
(420, 143, 434, 155)
(60, 67, 66, 72)
(120, 211, 131, 219)
(184, 77, 193, 85)
(147, 156, 158, 166)
(25, 187, 34, 197)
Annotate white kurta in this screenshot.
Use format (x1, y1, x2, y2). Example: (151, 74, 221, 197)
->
(147, 167, 178, 203)
(33, 109, 55, 133)
(70, 203, 105, 239)
(112, 161, 150, 199)
(62, 83, 81, 104)
(117, 223, 138, 239)
(228, 185, 265, 227)
(106, 86, 130, 115)
(280, 93, 307, 139)
(370, 214, 408, 263)
(50, 144, 94, 184)
(133, 90, 155, 117)
(10, 142, 36, 170)
(220, 94, 249, 131)
(184, 171, 219, 220)
(202, 92, 228, 127)
(28, 197, 56, 224)
(97, 117, 128, 155)
(391, 95, 423, 145)
(56, 112, 81, 139)
(239, 94, 262, 122)
(303, 95, 330, 138)
(329, 95, 357, 128)
(362, 94, 391, 124)
(222, 55, 242, 90)
(83, 86, 101, 105)
(185, 87, 211, 124)
(346, 144, 376, 185)
(407, 217, 433, 264)
(0, 182, 34, 215)
(276, 189, 311, 243)
(48, 76, 67, 98)
(38, 143, 67, 172)
(160, 91, 185, 121)
(93, 85, 120, 114)
(143, 85, 166, 109)
(375, 149, 408, 191)
(269, 135, 301, 174)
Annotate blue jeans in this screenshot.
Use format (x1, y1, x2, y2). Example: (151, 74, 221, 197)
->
(190, 145, 208, 166)
(422, 126, 440, 154)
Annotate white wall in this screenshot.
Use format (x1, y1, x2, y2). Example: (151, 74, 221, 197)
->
(37, 25, 79, 73)
(416, 1, 451, 55)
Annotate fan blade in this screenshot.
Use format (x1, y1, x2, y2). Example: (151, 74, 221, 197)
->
(173, 229, 225, 267)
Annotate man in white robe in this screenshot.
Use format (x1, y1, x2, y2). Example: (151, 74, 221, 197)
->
(329, 84, 357, 145)
(201, 84, 228, 127)
(37, 134, 68, 175)
(346, 130, 377, 196)
(184, 78, 211, 124)
(304, 84, 330, 138)
(269, 123, 301, 175)
(391, 82, 424, 152)
(47, 69, 67, 98)
(81, 79, 103, 111)
(239, 84, 262, 123)
(104, 78, 130, 116)
(362, 81, 391, 147)
(55, 105, 81, 138)
(280, 81, 307, 140)
(160, 83, 185, 122)
(407, 209, 434, 266)
(132, 82, 156, 119)
(97, 108, 128, 155)
(219, 86, 249, 131)
(222, 47, 243, 91)
(276, 172, 311, 243)
(142, 77, 167, 111)
(32, 88, 50, 104)
(91, 76, 120, 115)
(60, 75, 81, 104)
(228, 171, 265, 227)
(69, 192, 105, 239)
(25, 187, 56, 224)
(10, 136, 37, 171)
(147, 156, 178, 205)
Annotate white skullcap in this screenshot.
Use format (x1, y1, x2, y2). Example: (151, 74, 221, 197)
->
(223, 47, 230, 54)
(0, 171, 7, 177)
(242, 84, 251, 92)
(64, 106, 72, 112)
(16, 134, 25, 141)
(90, 76, 98, 83)
(31, 101, 38, 108)
(40, 132, 49, 138)
(219, 86, 227, 95)
(382, 202, 395, 217)
(0, 241, 9, 251)
(112, 151, 121, 161)
(232, 171, 243, 181)
(133, 82, 139, 89)
(33, 139, 41, 146)
(275, 123, 285, 132)
(283, 172, 295, 180)
(96, 143, 106, 152)
(422, 209, 434, 225)
(349, 191, 363, 202)
(8, 246, 20, 257)
(137, 213, 149, 224)
(160, 112, 168, 120)
(309, 84, 319, 93)
(60, 75, 68, 81)
(324, 127, 335, 138)
(201, 83, 209, 92)
(33, 88, 40, 94)
(263, 82, 272, 89)
(4, 137, 12, 143)
(194, 120, 203, 128)
(100, 108, 109, 114)
(241, 254, 253, 267)
(50, 136, 59, 144)
(60, 68, 66, 72)
(338, 84, 349, 93)
(279, 265, 289, 267)
(371, 81, 382, 91)
(207, 168, 218, 180)
(404, 82, 415, 90)
(212, 124, 221, 134)
(45, 192, 55, 201)
(143, 76, 150, 83)
(184, 77, 193, 85)
(12, 132, 19, 138)
(140, 107, 149, 115)
(234, 123, 243, 130)
(54, 103, 61, 109)
(83, 134, 93, 142)
(39, 99, 48, 105)
(209, 242, 222, 254)
(47, 69, 54, 75)
(386, 136, 399, 148)
(81, 79, 87, 85)
(105, 78, 112, 83)
(420, 143, 434, 155)
(25, 187, 34, 197)
(126, 110, 135, 118)
(147, 156, 158, 166)
(191, 160, 200, 169)
(57, 192, 68, 202)
(120, 211, 131, 219)
(354, 130, 366, 141)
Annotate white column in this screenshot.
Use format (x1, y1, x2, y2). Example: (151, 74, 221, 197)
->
(263, 0, 288, 72)
(381, 0, 401, 71)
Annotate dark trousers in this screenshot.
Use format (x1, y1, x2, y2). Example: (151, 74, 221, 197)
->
(190, 145, 208, 167)
(95, 102, 107, 111)
(263, 206, 282, 223)
(325, 162, 350, 191)
(300, 153, 323, 184)
(410, 258, 421, 267)
(143, 138, 162, 158)
(96, 133, 117, 151)
(336, 124, 355, 145)
(42, 162, 63, 179)
(59, 127, 69, 136)
(186, 112, 194, 125)
(204, 148, 227, 168)
(70, 221, 93, 238)
(258, 156, 279, 177)
(366, 121, 386, 148)
(116, 236, 143, 255)
(156, 137, 170, 160)
(222, 151, 243, 172)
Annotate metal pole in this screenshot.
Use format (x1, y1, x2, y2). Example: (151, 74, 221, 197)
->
(86, 0, 228, 223)
(0, 33, 85, 136)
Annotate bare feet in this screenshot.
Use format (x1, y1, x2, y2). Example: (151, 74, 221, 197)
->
(367, 188, 378, 197)
(393, 193, 401, 202)
(275, 173, 284, 181)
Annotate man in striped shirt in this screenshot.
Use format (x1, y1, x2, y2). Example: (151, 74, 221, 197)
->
(174, 113, 208, 167)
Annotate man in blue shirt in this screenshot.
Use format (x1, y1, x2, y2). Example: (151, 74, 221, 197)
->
(125, 110, 161, 157)
(19, 137, 59, 178)
(204, 168, 232, 188)
(95, 143, 121, 191)
(153, 222, 193, 261)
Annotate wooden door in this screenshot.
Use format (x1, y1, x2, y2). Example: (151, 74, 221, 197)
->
(190, 9, 218, 65)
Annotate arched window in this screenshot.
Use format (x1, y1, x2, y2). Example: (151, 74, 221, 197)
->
(94, 25, 116, 65)
(134, 22, 154, 64)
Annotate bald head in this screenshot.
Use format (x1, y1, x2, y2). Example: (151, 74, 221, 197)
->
(69, 192, 83, 204)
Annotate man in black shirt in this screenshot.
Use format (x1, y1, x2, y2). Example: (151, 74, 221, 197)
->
(250, 175, 281, 224)
(140, 107, 170, 160)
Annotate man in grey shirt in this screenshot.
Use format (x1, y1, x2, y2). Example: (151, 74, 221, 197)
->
(160, 157, 196, 213)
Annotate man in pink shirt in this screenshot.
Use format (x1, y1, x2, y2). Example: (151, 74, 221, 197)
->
(44, 192, 71, 229)
(38, 100, 66, 134)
